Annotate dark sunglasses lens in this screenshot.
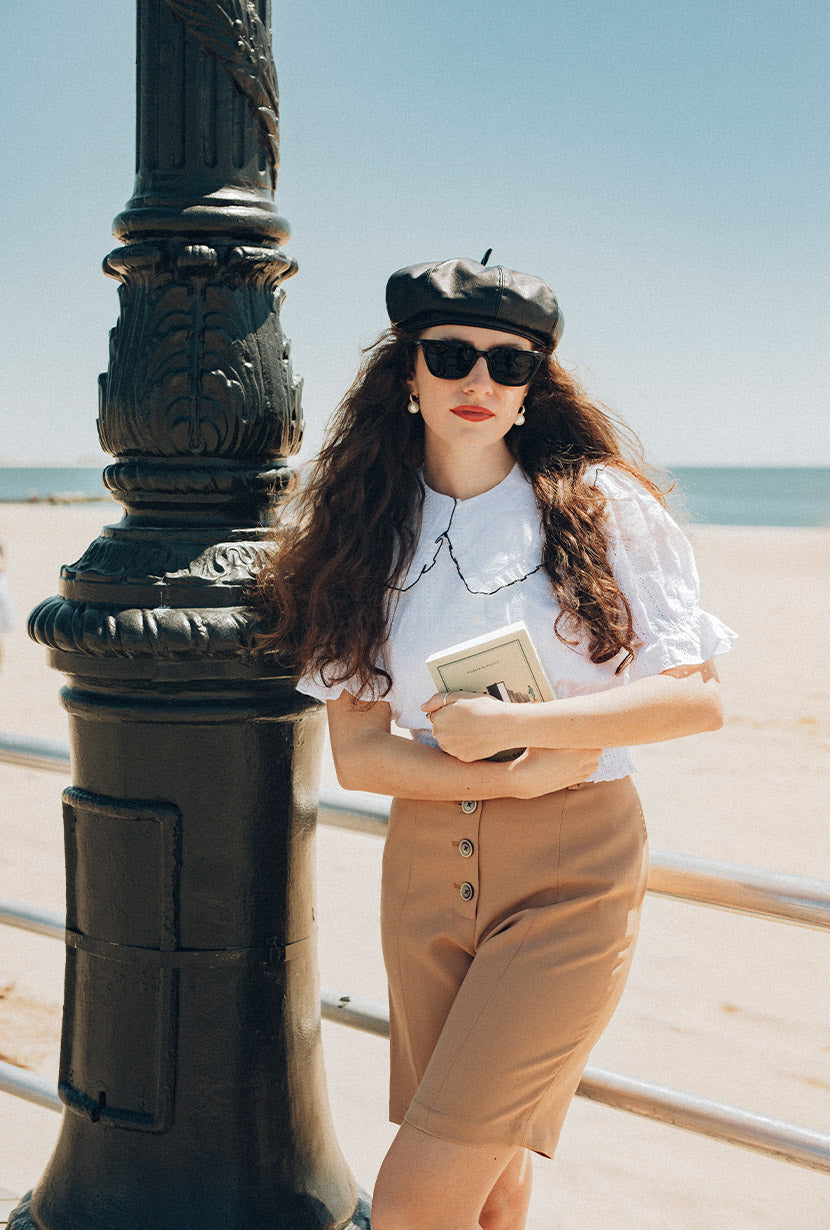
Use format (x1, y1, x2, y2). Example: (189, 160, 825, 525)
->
(420, 340, 477, 379)
(419, 340, 542, 385)
(486, 348, 540, 385)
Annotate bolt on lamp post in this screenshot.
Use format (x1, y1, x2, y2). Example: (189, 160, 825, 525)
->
(11, 2, 370, 1226)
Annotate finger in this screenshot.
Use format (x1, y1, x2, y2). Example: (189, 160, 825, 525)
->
(440, 690, 482, 710)
(421, 693, 447, 715)
(432, 691, 467, 712)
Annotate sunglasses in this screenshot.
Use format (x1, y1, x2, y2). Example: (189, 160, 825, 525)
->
(414, 339, 545, 387)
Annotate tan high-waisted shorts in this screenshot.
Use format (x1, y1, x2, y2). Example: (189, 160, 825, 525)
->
(380, 777, 648, 1158)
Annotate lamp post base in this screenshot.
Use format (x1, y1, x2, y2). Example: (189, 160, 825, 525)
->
(8, 1188, 373, 1229)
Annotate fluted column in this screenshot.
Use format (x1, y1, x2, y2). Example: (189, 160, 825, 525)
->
(10, 3, 370, 1227)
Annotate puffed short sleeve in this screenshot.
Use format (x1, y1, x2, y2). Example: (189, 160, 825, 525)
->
(592, 467, 737, 680)
(294, 671, 347, 705)
(295, 658, 388, 706)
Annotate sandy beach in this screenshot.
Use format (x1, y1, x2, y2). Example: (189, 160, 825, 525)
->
(0, 500, 828, 1227)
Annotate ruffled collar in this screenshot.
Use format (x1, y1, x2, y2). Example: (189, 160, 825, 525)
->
(392, 464, 544, 595)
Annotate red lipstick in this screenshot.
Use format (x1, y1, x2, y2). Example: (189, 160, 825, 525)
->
(451, 405, 495, 422)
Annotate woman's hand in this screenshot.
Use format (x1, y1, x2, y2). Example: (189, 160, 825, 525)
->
(422, 692, 600, 791)
(506, 746, 602, 798)
(422, 691, 519, 762)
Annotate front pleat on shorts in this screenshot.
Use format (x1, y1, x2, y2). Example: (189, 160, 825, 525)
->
(380, 777, 648, 1158)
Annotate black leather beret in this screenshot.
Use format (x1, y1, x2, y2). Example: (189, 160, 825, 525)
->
(386, 257, 563, 350)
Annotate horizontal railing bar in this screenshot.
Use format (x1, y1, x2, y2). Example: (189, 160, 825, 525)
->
(0, 898, 64, 940)
(7, 992, 825, 1173)
(646, 851, 830, 931)
(316, 788, 389, 838)
(0, 1060, 62, 1113)
(578, 1066, 830, 1175)
(321, 987, 390, 1037)
(0, 732, 71, 774)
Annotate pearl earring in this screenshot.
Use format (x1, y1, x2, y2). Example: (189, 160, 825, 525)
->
(408, 396, 420, 415)
(514, 406, 526, 426)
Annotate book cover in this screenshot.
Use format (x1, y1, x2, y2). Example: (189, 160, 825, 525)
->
(424, 622, 555, 762)
(426, 621, 555, 703)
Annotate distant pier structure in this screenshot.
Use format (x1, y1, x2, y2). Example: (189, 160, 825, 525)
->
(12, 2, 370, 1227)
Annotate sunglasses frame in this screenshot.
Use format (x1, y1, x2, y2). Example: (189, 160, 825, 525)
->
(413, 338, 546, 387)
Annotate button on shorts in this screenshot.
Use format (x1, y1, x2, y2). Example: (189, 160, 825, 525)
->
(380, 776, 648, 1158)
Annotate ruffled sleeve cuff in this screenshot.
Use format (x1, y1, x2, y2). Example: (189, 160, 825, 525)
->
(628, 609, 738, 680)
(295, 665, 386, 706)
(295, 673, 342, 704)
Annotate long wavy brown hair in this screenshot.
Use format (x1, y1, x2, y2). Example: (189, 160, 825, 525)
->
(252, 328, 666, 694)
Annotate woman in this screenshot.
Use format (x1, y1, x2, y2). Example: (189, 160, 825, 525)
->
(255, 256, 736, 1230)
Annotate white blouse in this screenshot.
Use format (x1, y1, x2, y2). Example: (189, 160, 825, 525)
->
(297, 464, 737, 782)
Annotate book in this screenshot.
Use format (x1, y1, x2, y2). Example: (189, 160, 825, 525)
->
(426, 621, 555, 702)
(426, 622, 555, 760)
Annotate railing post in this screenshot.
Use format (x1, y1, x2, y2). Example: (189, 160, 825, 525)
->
(11, 2, 369, 1226)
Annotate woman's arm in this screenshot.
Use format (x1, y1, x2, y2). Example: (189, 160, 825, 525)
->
(326, 691, 601, 800)
(423, 660, 724, 764)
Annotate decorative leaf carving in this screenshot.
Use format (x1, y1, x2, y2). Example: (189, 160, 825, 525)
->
(62, 537, 273, 587)
(99, 243, 301, 461)
(30, 596, 260, 660)
(165, 0, 280, 187)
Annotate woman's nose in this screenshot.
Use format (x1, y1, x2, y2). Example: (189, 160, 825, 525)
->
(462, 355, 493, 392)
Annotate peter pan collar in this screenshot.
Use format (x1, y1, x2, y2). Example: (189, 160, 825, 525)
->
(393, 464, 544, 595)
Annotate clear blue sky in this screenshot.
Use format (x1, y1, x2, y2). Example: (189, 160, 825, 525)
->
(1, 1, 828, 466)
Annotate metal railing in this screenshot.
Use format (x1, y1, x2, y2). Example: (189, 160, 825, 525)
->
(2, 731, 830, 1176)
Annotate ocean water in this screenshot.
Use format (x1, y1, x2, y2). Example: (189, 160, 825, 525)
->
(667, 466, 830, 528)
(0, 467, 110, 504)
(0, 465, 828, 528)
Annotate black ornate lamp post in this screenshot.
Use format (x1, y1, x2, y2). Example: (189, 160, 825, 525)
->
(11, 2, 370, 1226)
